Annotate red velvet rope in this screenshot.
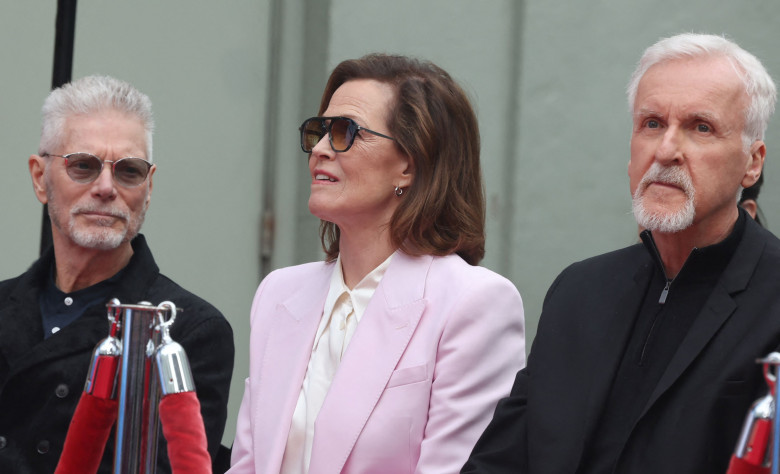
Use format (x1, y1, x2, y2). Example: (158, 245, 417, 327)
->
(159, 391, 212, 474)
(55, 392, 211, 474)
(54, 393, 117, 474)
(726, 456, 771, 474)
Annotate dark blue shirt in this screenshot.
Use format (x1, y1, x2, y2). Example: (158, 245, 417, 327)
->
(39, 265, 124, 339)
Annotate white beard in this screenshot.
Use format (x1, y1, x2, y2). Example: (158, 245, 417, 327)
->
(632, 163, 696, 233)
(68, 203, 146, 249)
(47, 187, 147, 250)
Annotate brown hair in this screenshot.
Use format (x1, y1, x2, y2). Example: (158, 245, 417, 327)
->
(317, 53, 485, 265)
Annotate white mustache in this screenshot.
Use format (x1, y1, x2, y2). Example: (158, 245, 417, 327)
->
(637, 163, 695, 197)
(71, 204, 129, 220)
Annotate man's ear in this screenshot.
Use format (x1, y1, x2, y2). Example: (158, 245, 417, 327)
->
(29, 155, 48, 204)
(740, 199, 758, 220)
(742, 141, 766, 188)
(144, 164, 156, 210)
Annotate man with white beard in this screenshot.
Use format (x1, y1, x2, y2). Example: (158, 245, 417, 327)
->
(0, 76, 233, 474)
(463, 33, 780, 474)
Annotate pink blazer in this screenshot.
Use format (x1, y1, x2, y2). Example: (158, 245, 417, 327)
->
(228, 252, 525, 474)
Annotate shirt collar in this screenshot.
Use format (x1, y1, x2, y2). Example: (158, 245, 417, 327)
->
(322, 251, 395, 322)
(640, 208, 747, 280)
(39, 263, 126, 338)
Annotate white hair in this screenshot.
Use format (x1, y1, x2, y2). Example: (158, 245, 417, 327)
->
(627, 33, 777, 148)
(38, 75, 155, 162)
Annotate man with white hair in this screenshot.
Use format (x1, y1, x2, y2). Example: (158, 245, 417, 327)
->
(463, 33, 779, 473)
(0, 75, 234, 473)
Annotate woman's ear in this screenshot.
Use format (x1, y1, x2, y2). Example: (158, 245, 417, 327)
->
(398, 153, 414, 189)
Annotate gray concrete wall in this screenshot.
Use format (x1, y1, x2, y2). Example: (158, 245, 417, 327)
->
(0, 1, 270, 446)
(513, 1, 780, 342)
(2, 0, 780, 449)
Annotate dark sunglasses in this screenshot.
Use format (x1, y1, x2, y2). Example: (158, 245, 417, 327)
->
(299, 116, 396, 153)
(42, 152, 153, 188)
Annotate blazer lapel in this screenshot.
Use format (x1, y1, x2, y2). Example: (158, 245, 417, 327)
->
(253, 265, 332, 472)
(641, 225, 763, 415)
(309, 252, 429, 474)
(0, 277, 107, 379)
(0, 296, 44, 378)
(574, 261, 652, 465)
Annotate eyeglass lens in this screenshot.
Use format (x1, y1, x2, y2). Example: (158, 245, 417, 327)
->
(301, 117, 357, 153)
(65, 153, 151, 187)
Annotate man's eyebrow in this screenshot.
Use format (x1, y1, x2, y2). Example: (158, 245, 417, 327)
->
(632, 108, 719, 122)
(633, 107, 662, 118)
(685, 111, 718, 122)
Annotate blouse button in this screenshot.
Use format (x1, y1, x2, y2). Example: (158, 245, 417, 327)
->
(64, 297, 73, 306)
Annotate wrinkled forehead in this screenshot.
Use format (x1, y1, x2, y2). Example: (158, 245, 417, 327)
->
(61, 110, 149, 158)
(635, 56, 749, 113)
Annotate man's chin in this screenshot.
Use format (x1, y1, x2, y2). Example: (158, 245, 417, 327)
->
(633, 198, 695, 233)
(634, 210, 695, 233)
(70, 228, 131, 250)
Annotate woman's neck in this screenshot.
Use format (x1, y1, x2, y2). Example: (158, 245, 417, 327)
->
(337, 227, 396, 289)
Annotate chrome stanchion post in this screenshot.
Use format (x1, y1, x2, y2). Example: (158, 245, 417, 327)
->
(142, 301, 177, 473)
(768, 353, 780, 474)
(731, 352, 779, 473)
(154, 302, 195, 396)
(111, 300, 164, 474)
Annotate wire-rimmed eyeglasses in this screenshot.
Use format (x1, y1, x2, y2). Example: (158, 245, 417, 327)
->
(41, 152, 153, 188)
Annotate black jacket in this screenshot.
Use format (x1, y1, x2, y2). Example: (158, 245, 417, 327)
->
(463, 215, 780, 473)
(0, 234, 234, 473)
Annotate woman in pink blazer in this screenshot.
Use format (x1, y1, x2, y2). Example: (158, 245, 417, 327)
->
(228, 54, 525, 474)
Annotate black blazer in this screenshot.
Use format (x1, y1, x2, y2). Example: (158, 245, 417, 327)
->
(464, 215, 780, 473)
(0, 235, 234, 474)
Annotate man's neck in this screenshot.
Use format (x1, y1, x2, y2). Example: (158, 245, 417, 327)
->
(52, 239, 134, 293)
(651, 212, 738, 279)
